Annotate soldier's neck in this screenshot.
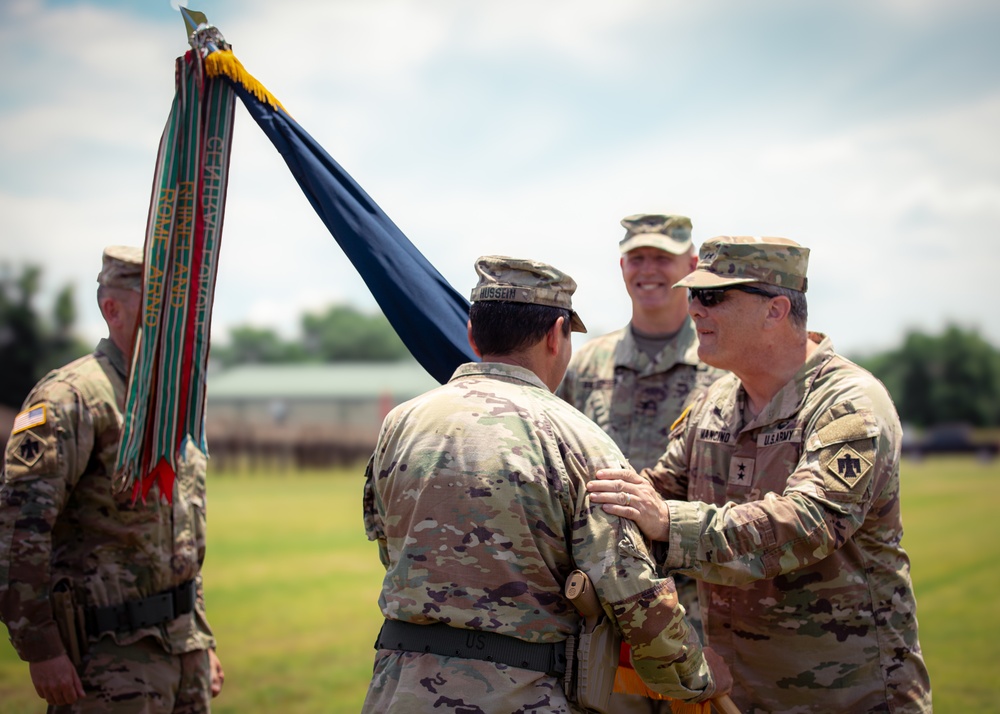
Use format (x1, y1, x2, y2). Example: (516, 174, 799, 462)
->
(736, 335, 818, 415)
(630, 303, 688, 337)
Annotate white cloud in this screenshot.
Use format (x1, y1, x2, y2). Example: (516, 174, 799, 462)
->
(1, 0, 998, 356)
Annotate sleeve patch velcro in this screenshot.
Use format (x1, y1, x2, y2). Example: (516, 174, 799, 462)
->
(823, 442, 874, 492)
(812, 411, 879, 449)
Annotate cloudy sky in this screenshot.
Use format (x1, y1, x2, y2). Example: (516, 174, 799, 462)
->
(2, 0, 998, 360)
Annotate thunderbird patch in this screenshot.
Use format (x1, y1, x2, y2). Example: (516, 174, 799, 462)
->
(826, 444, 872, 489)
(13, 432, 44, 468)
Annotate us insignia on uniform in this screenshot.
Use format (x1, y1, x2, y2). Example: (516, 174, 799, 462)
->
(827, 444, 872, 488)
(12, 404, 46, 434)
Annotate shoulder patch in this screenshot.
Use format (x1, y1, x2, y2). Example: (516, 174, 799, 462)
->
(824, 444, 873, 490)
(11, 432, 44, 468)
(12, 404, 47, 435)
(811, 411, 879, 450)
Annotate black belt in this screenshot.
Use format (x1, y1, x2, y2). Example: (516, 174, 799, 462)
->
(85, 580, 196, 636)
(376, 619, 567, 677)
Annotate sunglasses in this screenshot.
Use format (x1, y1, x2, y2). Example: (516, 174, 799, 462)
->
(688, 285, 776, 308)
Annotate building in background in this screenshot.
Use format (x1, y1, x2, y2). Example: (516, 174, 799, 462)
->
(206, 359, 440, 471)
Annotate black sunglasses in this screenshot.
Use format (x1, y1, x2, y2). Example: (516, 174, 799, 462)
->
(688, 285, 776, 308)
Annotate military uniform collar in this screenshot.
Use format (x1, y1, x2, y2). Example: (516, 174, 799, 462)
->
(734, 332, 835, 429)
(450, 361, 549, 391)
(614, 316, 701, 376)
(96, 337, 129, 380)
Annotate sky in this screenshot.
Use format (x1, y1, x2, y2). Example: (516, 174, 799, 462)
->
(2, 0, 999, 360)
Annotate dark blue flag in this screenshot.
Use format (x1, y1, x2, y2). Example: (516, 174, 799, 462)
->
(225, 80, 476, 384)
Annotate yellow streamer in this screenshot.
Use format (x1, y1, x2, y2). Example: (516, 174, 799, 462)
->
(204, 50, 287, 114)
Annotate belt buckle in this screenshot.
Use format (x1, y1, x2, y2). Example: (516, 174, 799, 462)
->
(175, 581, 196, 614)
(126, 592, 173, 629)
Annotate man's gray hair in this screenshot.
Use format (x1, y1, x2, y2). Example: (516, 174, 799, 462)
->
(767, 284, 808, 329)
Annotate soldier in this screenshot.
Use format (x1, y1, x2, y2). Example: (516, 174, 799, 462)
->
(0, 246, 224, 711)
(588, 237, 932, 712)
(362, 255, 730, 712)
(557, 214, 722, 712)
(558, 213, 722, 471)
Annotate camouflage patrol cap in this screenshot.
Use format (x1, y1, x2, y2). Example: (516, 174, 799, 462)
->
(618, 214, 693, 255)
(675, 236, 809, 292)
(471, 255, 587, 333)
(96, 245, 144, 291)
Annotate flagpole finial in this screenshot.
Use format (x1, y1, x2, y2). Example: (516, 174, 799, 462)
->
(179, 7, 207, 36)
(179, 7, 229, 55)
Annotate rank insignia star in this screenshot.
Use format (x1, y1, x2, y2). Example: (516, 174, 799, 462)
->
(728, 457, 755, 485)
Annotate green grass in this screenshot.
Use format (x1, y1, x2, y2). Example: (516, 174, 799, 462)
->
(0, 468, 385, 714)
(900, 457, 1000, 711)
(2, 458, 998, 712)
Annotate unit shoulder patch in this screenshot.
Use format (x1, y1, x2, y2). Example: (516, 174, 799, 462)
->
(822, 442, 874, 497)
(12, 432, 44, 468)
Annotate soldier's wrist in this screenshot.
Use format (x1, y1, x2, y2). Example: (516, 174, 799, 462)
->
(16, 623, 66, 664)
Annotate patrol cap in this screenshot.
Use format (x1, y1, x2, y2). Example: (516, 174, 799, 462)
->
(470, 255, 587, 333)
(96, 245, 144, 291)
(675, 236, 809, 292)
(618, 214, 693, 256)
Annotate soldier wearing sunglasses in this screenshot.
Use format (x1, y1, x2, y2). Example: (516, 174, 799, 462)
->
(587, 237, 932, 713)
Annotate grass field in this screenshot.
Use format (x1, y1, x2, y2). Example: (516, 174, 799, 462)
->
(2, 456, 998, 712)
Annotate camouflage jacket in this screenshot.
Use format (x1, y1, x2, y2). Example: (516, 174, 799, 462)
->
(647, 334, 931, 712)
(557, 318, 723, 471)
(0, 339, 214, 663)
(362, 362, 717, 712)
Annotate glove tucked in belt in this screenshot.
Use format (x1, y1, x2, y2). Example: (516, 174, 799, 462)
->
(85, 580, 196, 636)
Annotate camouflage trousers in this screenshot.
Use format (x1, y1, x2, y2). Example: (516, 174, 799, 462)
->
(363, 649, 581, 713)
(51, 637, 211, 714)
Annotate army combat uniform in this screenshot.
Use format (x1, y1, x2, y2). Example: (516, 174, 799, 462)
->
(647, 334, 932, 712)
(0, 338, 216, 711)
(558, 318, 722, 472)
(363, 358, 719, 713)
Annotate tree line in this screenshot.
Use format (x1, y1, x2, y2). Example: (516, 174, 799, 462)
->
(1, 264, 998, 428)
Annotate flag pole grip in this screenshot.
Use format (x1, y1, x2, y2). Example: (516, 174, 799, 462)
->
(713, 694, 741, 714)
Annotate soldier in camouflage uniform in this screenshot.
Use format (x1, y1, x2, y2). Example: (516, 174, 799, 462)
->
(362, 255, 731, 713)
(588, 237, 932, 712)
(558, 214, 722, 471)
(557, 214, 722, 713)
(0, 246, 224, 712)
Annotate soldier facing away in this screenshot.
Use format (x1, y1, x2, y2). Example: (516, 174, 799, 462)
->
(362, 255, 731, 712)
(589, 237, 932, 712)
(0, 246, 223, 712)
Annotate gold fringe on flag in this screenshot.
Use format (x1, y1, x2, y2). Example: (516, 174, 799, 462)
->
(204, 49, 287, 114)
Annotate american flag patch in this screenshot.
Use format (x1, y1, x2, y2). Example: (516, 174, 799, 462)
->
(12, 405, 46, 434)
